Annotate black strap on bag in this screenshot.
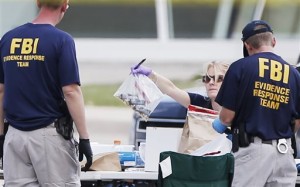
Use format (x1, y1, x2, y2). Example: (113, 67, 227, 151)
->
(290, 119, 297, 158)
(54, 99, 74, 140)
(230, 83, 250, 153)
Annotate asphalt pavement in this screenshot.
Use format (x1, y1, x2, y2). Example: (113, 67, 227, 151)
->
(84, 106, 133, 145)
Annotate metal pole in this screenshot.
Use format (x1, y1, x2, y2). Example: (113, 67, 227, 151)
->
(213, 0, 234, 38)
(253, 0, 266, 20)
(155, 0, 170, 42)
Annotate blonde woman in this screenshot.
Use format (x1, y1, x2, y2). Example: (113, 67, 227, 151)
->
(131, 61, 229, 111)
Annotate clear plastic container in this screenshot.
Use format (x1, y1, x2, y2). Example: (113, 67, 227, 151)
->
(90, 142, 134, 155)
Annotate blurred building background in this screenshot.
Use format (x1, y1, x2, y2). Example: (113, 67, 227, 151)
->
(0, 0, 299, 71)
(0, 0, 299, 145)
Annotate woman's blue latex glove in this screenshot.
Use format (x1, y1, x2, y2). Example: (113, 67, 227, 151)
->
(131, 65, 152, 76)
(212, 118, 227, 134)
(296, 163, 300, 173)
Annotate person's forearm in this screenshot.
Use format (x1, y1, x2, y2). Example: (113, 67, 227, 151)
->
(63, 85, 89, 139)
(294, 119, 300, 133)
(219, 107, 235, 126)
(149, 71, 177, 95)
(148, 71, 190, 108)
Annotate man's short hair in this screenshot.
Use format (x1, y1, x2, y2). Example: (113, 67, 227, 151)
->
(246, 31, 273, 49)
(38, 0, 65, 8)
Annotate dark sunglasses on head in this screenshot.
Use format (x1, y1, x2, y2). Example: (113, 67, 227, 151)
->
(202, 75, 224, 83)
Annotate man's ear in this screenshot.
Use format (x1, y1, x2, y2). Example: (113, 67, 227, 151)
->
(244, 42, 251, 51)
(61, 2, 68, 12)
(272, 37, 276, 47)
(37, 0, 41, 8)
(244, 42, 249, 49)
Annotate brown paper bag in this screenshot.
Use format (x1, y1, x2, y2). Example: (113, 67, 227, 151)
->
(178, 105, 219, 154)
(83, 152, 122, 171)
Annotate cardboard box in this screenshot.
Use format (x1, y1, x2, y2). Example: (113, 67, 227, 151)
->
(144, 127, 183, 172)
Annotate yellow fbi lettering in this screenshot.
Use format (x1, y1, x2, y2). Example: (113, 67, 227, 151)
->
(259, 58, 289, 84)
(260, 98, 280, 110)
(10, 38, 39, 54)
(253, 81, 290, 110)
(17, 62, 29, 67)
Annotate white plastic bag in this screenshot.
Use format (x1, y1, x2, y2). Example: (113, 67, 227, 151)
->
(114, 74, 164, 121)
(190, 134, 232, 156)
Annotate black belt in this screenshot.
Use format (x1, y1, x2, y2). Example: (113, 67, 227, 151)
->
(250, 136, 290, 154)
(249, 136, 274, 145)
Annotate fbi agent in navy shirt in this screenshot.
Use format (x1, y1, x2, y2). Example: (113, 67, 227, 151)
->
(0, 0, 92, 186)
(212, 20, 300, 187)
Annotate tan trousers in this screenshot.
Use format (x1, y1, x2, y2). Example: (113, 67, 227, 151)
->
(232, 137, 297, 187)
(3, 124, 81, 187)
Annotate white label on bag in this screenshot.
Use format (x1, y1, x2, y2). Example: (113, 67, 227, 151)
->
(159, 156, 172, 178)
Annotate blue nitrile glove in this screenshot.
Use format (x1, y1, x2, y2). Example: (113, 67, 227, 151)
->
(226, 134, 232, 141)
(212, 118, 227, 134)
(131, 65, 152, 76)
(296, 163, 300, 173)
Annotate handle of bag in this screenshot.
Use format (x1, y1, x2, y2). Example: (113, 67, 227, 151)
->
(188, 105, 218, 115)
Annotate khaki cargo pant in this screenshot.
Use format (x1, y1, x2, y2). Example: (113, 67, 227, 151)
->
(3, 124, 81, 187)
(232, 137, 297, 187)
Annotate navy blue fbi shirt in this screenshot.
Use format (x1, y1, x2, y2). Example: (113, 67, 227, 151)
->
(216, 52, 300, 140)
(0, 23, 80, 131)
